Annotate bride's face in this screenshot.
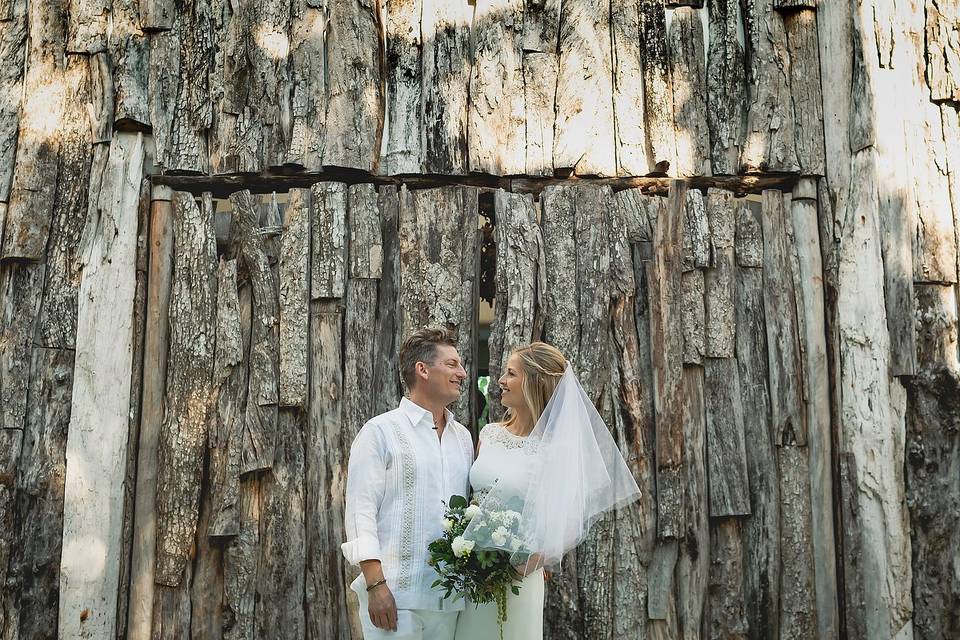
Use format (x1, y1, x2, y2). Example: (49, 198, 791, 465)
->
(498, 354, 525, 410)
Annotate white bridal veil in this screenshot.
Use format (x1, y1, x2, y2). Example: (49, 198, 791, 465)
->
(462, 365, 641, 572)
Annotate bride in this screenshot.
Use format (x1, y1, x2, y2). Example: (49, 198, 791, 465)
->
(454, 343, 641, 640)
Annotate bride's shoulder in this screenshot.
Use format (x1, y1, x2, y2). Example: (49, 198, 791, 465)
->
(478, 422, 505, 441)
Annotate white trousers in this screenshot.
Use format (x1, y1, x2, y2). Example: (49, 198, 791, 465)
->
(353, 579, 459, 640)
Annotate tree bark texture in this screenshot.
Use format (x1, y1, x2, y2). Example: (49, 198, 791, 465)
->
(0, 1, 958, 639)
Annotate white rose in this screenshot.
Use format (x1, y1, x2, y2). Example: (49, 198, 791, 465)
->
(491, 526, 509, 547)
(452, 536, 475, 558)
(509, 536, 521, 552)
(441, 518, 453, 533)
(505, 510, 521, 524)
(464, 504, 482, 520)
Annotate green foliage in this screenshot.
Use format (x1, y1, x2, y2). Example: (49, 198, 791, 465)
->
(427, 495, 528, 639)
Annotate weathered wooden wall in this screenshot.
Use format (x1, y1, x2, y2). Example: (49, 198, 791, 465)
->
(0, 0, 958, 639)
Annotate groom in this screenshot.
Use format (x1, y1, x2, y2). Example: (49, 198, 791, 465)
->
(341, 327, 475, 639)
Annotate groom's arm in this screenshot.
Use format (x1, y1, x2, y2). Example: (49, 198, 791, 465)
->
(341, 425, 386, 564)
(341, 425, 397, 631)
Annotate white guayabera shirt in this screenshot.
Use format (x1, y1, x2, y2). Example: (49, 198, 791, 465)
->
(341, 397, 475, 611)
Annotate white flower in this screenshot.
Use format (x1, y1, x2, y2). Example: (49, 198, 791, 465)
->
(441, 518, 453, 533)
(491, 526, 509, 546)
(504, 510, 521, 524)
(452, 536, 475, 558)
(509, 536, 521, 552)
(464, 504, 482, 520)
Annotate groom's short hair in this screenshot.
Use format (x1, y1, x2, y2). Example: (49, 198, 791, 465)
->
(399, 327, 457, 390)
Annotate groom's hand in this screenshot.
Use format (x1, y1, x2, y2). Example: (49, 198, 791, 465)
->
(367, 583, 398, 631)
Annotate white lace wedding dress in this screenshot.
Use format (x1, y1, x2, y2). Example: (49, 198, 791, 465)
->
(454, 423, 544, 640)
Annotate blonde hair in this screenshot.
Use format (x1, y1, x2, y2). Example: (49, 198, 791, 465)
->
(503, 342, 567, 431)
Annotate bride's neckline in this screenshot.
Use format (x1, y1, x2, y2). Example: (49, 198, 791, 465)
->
(497, 422, 531, 439)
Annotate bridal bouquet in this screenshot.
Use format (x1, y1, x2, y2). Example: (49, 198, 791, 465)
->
(427, 494, 526, 633)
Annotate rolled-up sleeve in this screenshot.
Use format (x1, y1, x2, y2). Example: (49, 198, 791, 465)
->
(341, 424, 387, 565)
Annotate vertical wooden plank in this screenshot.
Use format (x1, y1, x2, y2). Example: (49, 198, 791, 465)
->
(488, 190, 543, 421)
(214, 0, 293, 173)
(740, 0, 799, 173)
(682, 191, 708, 365)
(208, 259, 248, 544)
(147, 27, 178, 173)
(224, 474, 261, 640)
(734, 211, 782, 637)
(704, 189, 736, 357)
(611, 199, 657, 639)
(191, 253, 240, 640)
(553, 0, 616, 176)
(399, 186, 478, 422)
(541, 185, 580, 363)
(2, 0, 68, 260)
(926, 0, 960, 103)
(286, 0, 327, 170)
(0, 0, 27, 206)
(256, 409, 307, 639)
(4, 348, 74, 639)
(790, 184, 840, 639)
(322, 0, 383, 171)
(611, 0, 649, 175)
(164, 0, 214, 173)
(470, 0, 525, 176)
(31, 72, 91, 344)
(649, 181, 685, 538)
(573, 186, 612, 398)
(348, 184, 383, 279)
(0, 263, 43, 636)
(305, 302, 353, 640)
(111, 0, 150, 128)
(0, 264, 37, 431)
(311, 182, 347, 300)
(522, 52, 557, 177)
(706, 0, 746, 175)
(382, 0, 422, 174)
(59, 132, 144, 639)
(777, 445, 818, 639)
(706, 518, 748, 639)
(231, 190, 279, 475)
(640, 0, 675, 172)
(906, 283, 960, 639)
(153, 189, 217, 590)
(0, 264, 44, 440)
(370, 185, 402, 415)
(834, 150, 912, 639)
(677, 365, 709, 640)
(421, 0, 471, 174)
(704, 357, 750, 516)
(188, 467, 224, 640)
(279, 188, 311, 408)
(116, 179, 150, 640)
(760, 190, 806, 445)
(784, 9, 826, 176)
(683, 190, 711, 270)
(647, 539, 679, 620)
(126, 188, 174, 640)
(668, 7, 711, 177)
(681, 271, 705, 365)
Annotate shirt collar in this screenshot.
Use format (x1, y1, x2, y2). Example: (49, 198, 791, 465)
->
(399, 397, 455, 429)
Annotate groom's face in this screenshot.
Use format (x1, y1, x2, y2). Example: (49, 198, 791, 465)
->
(416, 345, 467, 405)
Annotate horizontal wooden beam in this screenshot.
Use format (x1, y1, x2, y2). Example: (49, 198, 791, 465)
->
(152, 169, 800, 199)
